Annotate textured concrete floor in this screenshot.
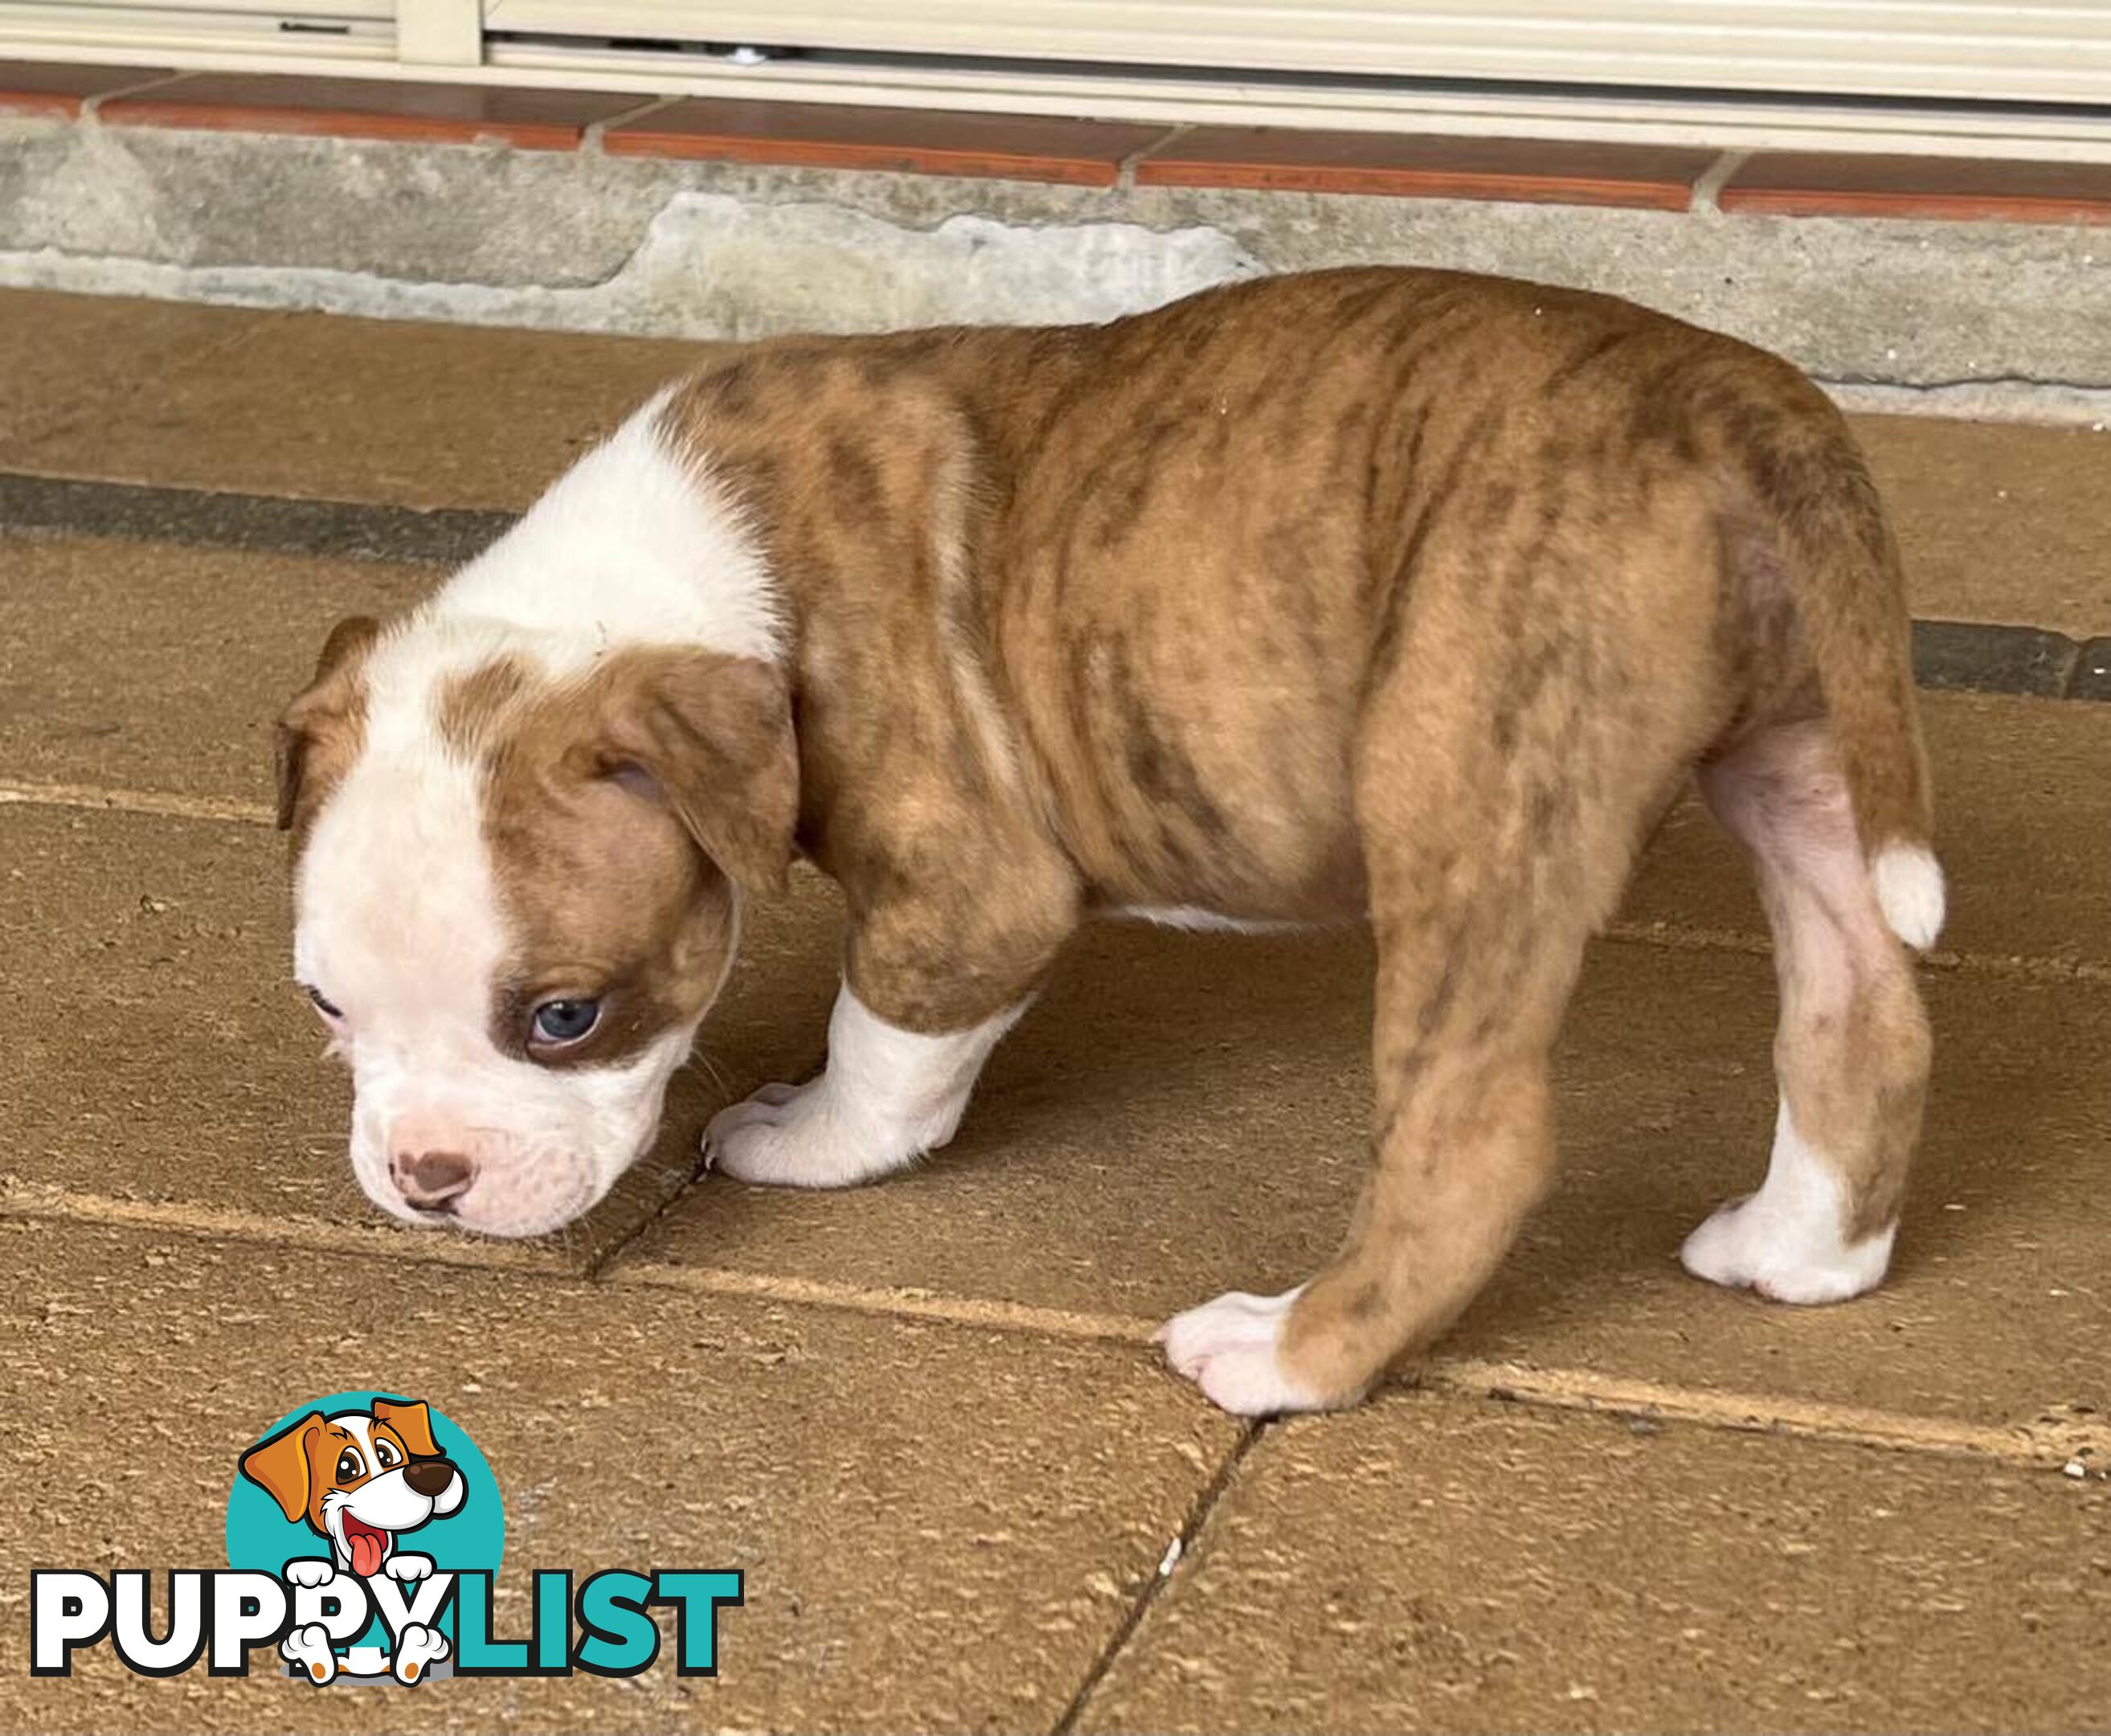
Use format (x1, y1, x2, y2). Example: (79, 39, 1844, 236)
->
(2, 292, 2107, 1734)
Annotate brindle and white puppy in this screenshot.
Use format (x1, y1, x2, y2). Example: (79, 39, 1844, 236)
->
(280, 268, 1941, 1416)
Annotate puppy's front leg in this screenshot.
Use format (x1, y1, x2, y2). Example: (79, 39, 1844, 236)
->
(705, 983, 1029, 1188)
(706, 822, 1078, 1189)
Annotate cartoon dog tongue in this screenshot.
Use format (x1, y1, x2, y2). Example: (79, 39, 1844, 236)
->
(346, 1519, 388, 1578)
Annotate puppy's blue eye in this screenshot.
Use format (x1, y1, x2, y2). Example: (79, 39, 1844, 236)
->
(532, 999, 600, 1045)
(306, 986, 342, 1019)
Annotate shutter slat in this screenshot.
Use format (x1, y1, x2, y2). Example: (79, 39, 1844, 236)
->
(486, 1, 2111, 106)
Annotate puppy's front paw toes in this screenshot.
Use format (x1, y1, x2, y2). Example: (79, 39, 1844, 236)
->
(284, 1558, 337, 1590)
(1158, 1288, 1332, 1418)
(384, 1553, 433, 1582)
(703, 1082, 903, 1189)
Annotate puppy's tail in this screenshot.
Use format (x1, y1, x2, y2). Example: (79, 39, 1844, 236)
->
(1757, 396, 1945, 951)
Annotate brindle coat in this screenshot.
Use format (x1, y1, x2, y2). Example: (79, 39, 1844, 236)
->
(290, 268, 1934, 1406)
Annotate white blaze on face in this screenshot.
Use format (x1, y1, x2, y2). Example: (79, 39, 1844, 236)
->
(293, 625, 699, 1239)
(289, 393, 779, 1240)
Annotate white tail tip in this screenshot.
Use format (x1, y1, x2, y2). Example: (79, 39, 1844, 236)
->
(1872, 843, 1945, 950)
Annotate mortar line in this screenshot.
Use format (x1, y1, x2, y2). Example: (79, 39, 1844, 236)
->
(9, 1185, 2105, 1472)
(1416, 1359, 2111, 1472)
(1049, 1422, 1264, 1736)
(0, 1185, 586, 1277)
(604, 1260, 1152, 1341)
(602, 1261, 2111, 1471)
(1602, 917, 2111, 985)
(0, 473, 518, 565)
(1690, 147, 1751, 211)
(78, 72, 197, 118)
(583, 92, 683, 153)
(0, 780, 275, 825)
(1113, 123, 1191, 191)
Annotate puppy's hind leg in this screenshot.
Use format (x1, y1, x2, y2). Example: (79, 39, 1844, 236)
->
(1682, 721, 1933, 1302)
(1161, 801, 1598, 1415)
(1164, 558, 1705, 1415)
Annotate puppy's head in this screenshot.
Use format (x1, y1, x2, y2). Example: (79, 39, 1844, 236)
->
(277, 612, 795, 1238)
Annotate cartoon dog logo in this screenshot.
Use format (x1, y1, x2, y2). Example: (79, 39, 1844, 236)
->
(239, 1395, 465, 1684)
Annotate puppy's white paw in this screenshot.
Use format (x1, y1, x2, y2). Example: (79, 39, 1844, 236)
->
(284, 1558, 338, 1590)
(1680, 1195, 1893, 1304)
(1680, 1104, 1895, 1304)
(391, 1622, 449, 1685)
(384, 1552, 433, 1582)
(281, 1622, 337, 1685)
(703, 1079, 917, 1189)
(704, 987, 1023, 1189)
(1158, 1288, 1331, 1417)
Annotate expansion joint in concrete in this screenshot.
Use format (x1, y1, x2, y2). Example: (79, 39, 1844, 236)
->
(1052, 1422, 1265, 1736)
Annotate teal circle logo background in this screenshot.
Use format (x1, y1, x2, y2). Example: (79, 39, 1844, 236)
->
(226, 1390, 504, 1648)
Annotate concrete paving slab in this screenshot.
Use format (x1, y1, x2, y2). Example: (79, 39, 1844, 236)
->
(0, 803, 744, 1271)
(1078, 1392, 2111, 1734)
(0, 1217, 1237, 1733)
(5, 305, 716, 510)
(623, 915, 2111, 1438)
(0, 292, 267, 449)
(0, 538, 432, 805)
(1622, 688, 2111, 970)
(1858, 414, 2111, 640)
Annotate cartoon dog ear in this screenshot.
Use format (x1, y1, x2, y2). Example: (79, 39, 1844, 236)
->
(371, 1397, 441, 1459)
(239, 1414, 324, 1525)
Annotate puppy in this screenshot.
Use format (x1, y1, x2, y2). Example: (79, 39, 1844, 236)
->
(278, 268, 1940, 1415)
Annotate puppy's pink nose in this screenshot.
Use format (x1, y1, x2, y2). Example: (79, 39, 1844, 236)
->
(390, 1147, 476, 1212)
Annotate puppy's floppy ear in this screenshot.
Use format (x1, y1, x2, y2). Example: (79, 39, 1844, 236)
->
(276, 615, 383, 837)
(239, 1413, 324, 1525)
(586, 649, 799, 896)
(370, 1397, 441, 1459)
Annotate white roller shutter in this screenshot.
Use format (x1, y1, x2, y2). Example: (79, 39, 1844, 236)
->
(485, 2, 2111, 108)
(0, 1, 393, 61)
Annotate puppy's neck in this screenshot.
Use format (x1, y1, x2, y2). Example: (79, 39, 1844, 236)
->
(429, 391, 784, 678)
